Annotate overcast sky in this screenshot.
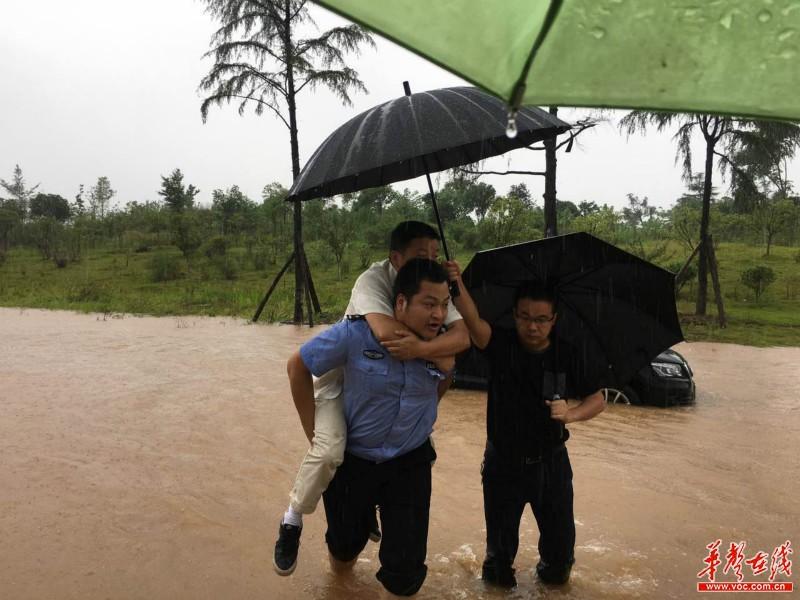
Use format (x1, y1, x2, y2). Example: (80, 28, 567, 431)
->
(2, 0, 798, 212)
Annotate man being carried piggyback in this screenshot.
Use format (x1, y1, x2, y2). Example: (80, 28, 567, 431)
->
(446, 260, 606, 589)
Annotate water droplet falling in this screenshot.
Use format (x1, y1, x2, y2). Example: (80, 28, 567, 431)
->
(757, 10, 773, 22)
(778, 28, 796, 41)
(505, 111, 518, 139)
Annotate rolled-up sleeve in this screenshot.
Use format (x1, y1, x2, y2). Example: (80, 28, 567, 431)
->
(299, 321, 350, 377)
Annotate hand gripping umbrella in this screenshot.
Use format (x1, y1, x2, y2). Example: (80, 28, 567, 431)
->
(461, 232, 684, 387)
(286, 84, 570, 295)
(314, 0, 800, 122)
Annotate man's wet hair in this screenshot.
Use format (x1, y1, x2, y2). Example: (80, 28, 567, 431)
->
(389, 221, 440, 253)
(393, 258, 448, 305)
(514, 281, 558, 312)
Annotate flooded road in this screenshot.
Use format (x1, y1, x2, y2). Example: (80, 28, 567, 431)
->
(1, 308, 797, 599)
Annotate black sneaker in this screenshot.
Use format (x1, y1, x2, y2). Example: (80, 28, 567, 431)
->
(273, 522, 302, 576)
(368, 508, 381, 543)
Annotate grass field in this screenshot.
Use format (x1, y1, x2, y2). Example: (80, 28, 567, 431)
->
(1, 240, 799, 346)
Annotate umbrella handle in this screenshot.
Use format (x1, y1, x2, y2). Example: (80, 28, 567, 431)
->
(422, 161, 460, 298)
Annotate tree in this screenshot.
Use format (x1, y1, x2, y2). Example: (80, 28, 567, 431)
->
(30, 193, 71, 222)
(480, 196, 534, 248)
(740, 266, 775, 302)
(507, 183, 532, 207)
(261, 181, 291, 240)
(1, 164, 39, 218)
(211, 185, 256, 235)
(0, 202, 20, 251)
(200, 0, 374, 324)
(320, 205, 354, 279)
(158, 169, 199, 213)
(577, 201, 600, 217)
(751, 197, 795, 257)
(353, 185, 401, 216)
(88, 176, 115, 219)
(621, 193, 657, 228)
(620, 112, 773, 317)
(73, 184, 86, 217)
(720, 120, 800, 254)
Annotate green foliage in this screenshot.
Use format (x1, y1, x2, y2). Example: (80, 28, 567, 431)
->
(479, 196, 537, 248)
(203, 235, 229, 258)
(88, 176, 115, 219)
(740, 265, 776, 301)
(0, 164, 39, 217)
(212, 255, 239, 280)
(30, 193, 71, 222)
(159, 169, 199, 213)
(211, 185, 255, 236)
(170, 212, 204, 261)
(148, 252, 183, 282)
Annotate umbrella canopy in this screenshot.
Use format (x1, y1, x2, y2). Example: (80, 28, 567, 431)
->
(461, 232, 684, 386)
(315, 0, 800, 121)
(286, 85, 569, 202)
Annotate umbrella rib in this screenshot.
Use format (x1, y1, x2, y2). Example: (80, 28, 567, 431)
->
(510, 0, 566, 109)
(443, 88, 507, 129)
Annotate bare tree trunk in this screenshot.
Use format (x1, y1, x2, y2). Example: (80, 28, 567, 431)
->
(543, 106, 558, 238)
(696, 134, 715, 316)
(706, 235, 727, 327)
(284, 2, 305, 325)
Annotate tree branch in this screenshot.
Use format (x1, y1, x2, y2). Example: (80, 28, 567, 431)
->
(457, 168, 546, 177)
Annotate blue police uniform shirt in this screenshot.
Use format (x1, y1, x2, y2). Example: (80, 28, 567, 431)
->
(299, 317, 444, 463)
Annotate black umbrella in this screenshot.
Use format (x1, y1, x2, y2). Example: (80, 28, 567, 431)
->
(461, 232, 684, 387)
(286, 84, 570, 264)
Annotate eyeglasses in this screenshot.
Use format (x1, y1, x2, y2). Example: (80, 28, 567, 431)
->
(514, 312, 555, 326)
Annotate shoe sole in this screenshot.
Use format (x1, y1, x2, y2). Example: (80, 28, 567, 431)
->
(273, 557, 297, 576)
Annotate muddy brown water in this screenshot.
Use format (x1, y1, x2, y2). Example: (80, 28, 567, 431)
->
(1, 308, 797, 599)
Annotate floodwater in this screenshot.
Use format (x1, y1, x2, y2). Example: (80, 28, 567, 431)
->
(1, 308, 797, 600)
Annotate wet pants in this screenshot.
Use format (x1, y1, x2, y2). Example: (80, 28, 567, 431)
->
(481, 442, 576, 585)
(322, 440, 435, 596)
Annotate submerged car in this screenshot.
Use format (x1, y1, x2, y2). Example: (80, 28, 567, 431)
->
(452, 346, 696, 407)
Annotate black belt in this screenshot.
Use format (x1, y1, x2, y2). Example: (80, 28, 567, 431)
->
(522, 442, 566, 464)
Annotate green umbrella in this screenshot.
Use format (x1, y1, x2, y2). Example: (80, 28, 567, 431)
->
(315, 0, 800, 122)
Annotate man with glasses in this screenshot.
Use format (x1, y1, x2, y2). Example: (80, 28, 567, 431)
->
(445, 262, 606, 589)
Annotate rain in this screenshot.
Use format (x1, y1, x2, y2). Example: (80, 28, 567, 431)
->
(1, 1, 799, 598)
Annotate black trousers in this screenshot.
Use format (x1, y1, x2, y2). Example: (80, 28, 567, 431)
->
(322, 440, 435, 596)
(481, 442, 575, 585)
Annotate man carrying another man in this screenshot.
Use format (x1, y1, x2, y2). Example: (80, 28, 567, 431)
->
(284, 258, 455, 595)
(274, 222, 468, 581)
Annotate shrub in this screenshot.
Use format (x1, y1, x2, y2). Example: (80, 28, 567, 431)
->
(252, 250, 269, 271)
(68, 280, 105, 302)
(148, 253, 183, 282)
(203, 235, 229, 259)
(352, 242, 371, 269)
(740, 265, 775, 301)
(213, 255, 239, 280)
